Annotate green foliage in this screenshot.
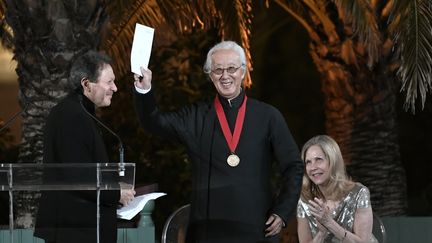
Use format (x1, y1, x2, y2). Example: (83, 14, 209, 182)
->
(101, 28, 218, 233)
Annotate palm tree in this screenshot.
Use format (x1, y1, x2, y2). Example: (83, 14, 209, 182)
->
(0, 0, 113, 228)
(271, 0, 432, 216)
(0, 0, 253, 228)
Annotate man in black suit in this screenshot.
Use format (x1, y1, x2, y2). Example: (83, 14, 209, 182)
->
(133, 41, 304, 243)
(34, 51, 135, 243)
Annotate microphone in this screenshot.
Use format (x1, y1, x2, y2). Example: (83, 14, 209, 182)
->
(78, 94, 125, 176)
(0, 100, 29, 135)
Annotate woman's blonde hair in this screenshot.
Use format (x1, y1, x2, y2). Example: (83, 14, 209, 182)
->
(300, 135, 354, 201)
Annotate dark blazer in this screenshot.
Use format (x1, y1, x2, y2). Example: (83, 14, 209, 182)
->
(34, 92, 120, 243)
(134, 89, 304, 243)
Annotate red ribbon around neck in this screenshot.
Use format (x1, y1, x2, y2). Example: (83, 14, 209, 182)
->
(214, 95, 248, 153)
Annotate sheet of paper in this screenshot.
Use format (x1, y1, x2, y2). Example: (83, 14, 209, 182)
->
(130, 23, 154, 75)
(117, 192, 166, 220)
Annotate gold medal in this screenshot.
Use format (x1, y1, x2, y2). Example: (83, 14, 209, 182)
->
(227, 154, 240, 167)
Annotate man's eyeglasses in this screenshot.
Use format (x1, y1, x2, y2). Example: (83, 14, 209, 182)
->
(211, 65, 244, 75)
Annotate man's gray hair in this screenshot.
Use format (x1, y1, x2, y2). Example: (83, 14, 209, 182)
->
(69, 50, 112, 92)
(203, 41, 247, 74)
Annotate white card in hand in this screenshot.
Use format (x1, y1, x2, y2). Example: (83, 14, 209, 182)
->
(130, 23, 154, 75)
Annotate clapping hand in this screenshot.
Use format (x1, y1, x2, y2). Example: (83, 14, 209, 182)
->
(308, 197, 331, 226)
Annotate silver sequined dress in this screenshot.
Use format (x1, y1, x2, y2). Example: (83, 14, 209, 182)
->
(297, 183, 378, 242)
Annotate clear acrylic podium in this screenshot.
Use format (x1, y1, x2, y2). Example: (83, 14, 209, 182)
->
(0, 162, 135, 243)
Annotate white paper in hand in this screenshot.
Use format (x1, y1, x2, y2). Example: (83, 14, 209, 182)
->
(130, 23, 154, 75)
(117, 192, 166, 220)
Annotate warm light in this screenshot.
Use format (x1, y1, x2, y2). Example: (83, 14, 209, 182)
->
(0, 44, 17, 84)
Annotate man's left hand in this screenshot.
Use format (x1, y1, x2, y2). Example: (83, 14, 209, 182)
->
(265, 214, 284, 237)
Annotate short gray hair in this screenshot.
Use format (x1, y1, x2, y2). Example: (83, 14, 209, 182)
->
(203, 41, 247, 74)
(69, 50, 112, 92)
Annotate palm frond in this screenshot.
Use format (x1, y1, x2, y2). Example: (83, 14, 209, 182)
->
(0, 1, 5, 17)
(334, 0, 382, 68)
(104, 0, 254, 87)
(105, 0, 136, 23)
(103, 0, 166, 78)
(0, 0, 14, 50)
(104, 0, 218, 78)
(388, 0, 410, 23)
(215, 0, 253, 87)
(156, 0, 218, 32)
(394, 0, 432, 113)
(272, 0, 320, 42)
(156, 0, 254, 86)
(303, 0, 338, 42)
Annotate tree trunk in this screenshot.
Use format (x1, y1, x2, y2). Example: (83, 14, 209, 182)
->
(309, 42, 407, 216)
(4, 0, 106, 227)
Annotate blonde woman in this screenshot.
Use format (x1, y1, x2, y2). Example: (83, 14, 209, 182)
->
(297, 135, 377, 243)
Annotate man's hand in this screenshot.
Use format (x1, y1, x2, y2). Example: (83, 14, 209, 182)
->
(119, 188, 136, 207)
(265, 214, 284, 237)
(134, 66, 152, 90)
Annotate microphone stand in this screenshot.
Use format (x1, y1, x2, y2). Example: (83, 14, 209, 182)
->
(78, 94, 124, 243)
(78, 95, 125, 176)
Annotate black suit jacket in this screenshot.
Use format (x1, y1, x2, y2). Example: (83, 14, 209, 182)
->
(34, 92, 120, 243)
